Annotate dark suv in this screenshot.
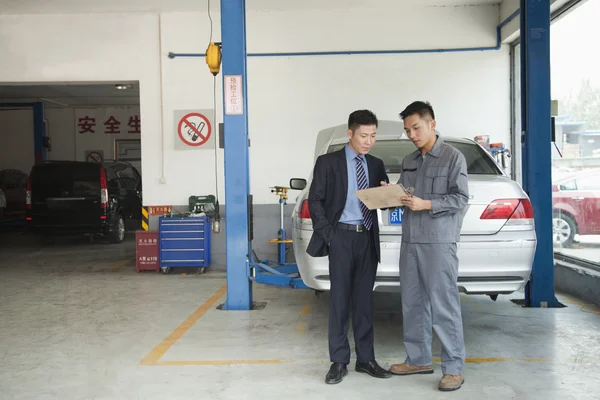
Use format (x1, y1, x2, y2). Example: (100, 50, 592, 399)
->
(26, 160, 142, 243)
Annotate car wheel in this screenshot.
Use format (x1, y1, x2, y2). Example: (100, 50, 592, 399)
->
(552, 212, 577, 248)
(110, 215, 126, 244)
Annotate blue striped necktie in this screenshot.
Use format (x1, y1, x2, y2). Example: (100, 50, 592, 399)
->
(355, 155, 372, 230)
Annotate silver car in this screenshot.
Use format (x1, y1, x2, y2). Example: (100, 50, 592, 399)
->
(290, 120, 536, 297)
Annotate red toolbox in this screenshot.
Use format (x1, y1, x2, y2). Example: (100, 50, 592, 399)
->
(136, 231, 159, 272)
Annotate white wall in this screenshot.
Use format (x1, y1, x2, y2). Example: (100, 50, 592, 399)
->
(0, 4, 512, 205)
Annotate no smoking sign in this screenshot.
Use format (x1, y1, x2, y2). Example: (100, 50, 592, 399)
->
(174, 109, 216, 150)
(84, 150, 104, 163)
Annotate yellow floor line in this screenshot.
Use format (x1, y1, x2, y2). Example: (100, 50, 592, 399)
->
(108, 260, 130, 269)
(299, 305, 312, 316)
(139, 284, 227, 365)
(152, 357, 599, 366)
(463, 357, 552, 363)
(155, 360, 291, 366)
(296, 304, 313, 332)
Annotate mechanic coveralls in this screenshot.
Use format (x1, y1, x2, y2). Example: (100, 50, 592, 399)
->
(397, 134, 470, 376)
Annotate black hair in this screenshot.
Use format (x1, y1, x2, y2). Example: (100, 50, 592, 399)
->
(348, 109, 378, 132)
(399, 101, 435, 120)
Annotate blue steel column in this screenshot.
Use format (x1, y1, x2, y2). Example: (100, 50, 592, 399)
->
(33, 102, 47, 163)
(520, 0, 561, 307)
(221, 0, 253, 310)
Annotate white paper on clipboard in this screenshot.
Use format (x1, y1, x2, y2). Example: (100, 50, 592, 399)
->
(355, 184, 413, 210)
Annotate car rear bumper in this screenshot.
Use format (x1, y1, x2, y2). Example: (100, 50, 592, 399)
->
(293, 230, 536, 295)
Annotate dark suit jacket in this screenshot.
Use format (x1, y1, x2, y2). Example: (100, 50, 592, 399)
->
(306, 147, 389, 262)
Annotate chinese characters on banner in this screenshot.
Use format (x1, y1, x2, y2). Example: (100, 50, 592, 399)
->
(76, 108, 141, 135)
(75, 107, 141, 162)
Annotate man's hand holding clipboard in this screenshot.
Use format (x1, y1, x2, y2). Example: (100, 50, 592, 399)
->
(370, 181, 432, 212)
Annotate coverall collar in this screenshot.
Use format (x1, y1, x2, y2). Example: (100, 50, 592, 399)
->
(413, 133, 443, 159)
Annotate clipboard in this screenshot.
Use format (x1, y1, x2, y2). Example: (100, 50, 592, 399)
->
(355, 184, 412, 210)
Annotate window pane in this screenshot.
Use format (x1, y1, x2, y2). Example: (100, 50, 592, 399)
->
(548, 0, 600, 263)
(559, 180, 577, 191)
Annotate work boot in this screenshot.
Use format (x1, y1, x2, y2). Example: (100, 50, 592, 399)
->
(389, 362, 434, 375)
(438, 374, 464, 391)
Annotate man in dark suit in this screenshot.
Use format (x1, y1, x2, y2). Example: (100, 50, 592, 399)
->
(307, 109, 392, 384)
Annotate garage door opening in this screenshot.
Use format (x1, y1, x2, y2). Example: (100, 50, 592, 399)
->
(0, 82, 143, 242)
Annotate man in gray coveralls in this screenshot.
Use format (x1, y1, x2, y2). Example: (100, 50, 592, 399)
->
(388, 101, 469, 392)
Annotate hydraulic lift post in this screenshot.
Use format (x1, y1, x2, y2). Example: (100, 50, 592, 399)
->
(220, 0, 253, 310)
(520, 0, 562, 308)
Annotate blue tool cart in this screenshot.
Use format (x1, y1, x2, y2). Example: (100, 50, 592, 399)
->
(158, 215, 211, 274)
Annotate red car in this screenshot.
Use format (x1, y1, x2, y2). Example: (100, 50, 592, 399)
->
(552, 168, 600, 247)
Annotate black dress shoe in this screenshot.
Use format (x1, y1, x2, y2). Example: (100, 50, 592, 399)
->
(325, 362, 348, 384)
(355, 360, 392, 378)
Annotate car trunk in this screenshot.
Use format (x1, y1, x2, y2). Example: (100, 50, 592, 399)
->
(30, 163, 103, 226)
(379, 174, 528, 236)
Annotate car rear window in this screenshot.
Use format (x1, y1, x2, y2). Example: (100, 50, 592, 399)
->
(327, 139, 502, 175)
(31, 163, 101, 198)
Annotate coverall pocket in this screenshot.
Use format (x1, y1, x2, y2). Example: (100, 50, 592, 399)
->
(424, 166, 449, 195)
(400, 168, 418, 188)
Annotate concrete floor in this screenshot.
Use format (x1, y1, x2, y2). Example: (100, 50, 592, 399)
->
(1, 231, 600, 400)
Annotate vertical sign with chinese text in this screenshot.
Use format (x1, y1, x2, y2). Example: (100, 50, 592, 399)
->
(224, 75, 243, 115)
(136, 231, 159, 272)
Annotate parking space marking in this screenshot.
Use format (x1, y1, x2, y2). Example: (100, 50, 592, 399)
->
(140, 284, 227, 365)
(139, 284, 286, 366)
(140, 287, 593, 367)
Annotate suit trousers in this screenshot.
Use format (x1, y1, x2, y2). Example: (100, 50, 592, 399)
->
(328, 226, 378, 365)
(399, 242, 466, 375)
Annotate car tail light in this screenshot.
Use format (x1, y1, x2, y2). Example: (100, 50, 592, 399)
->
(480, 198, 534, 227)
(299, 200, 311, 219)
(100, 168, 108, 209)
(509, 199, 534, 220)
(26, 172, 32, 210)
(480, 199, 521, 220)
